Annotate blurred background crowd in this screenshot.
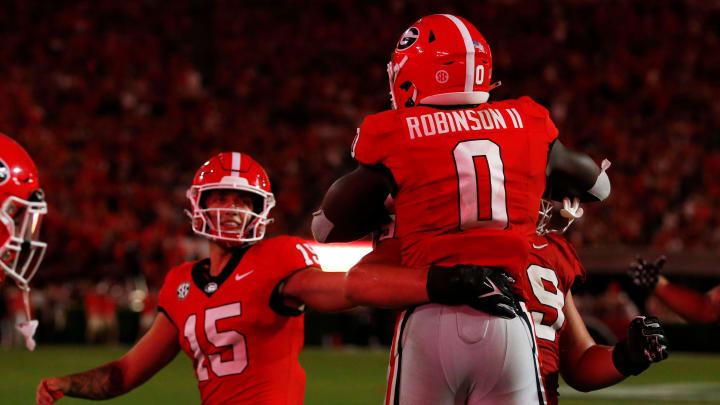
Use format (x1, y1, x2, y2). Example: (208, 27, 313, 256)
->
(0, 0, 718, 348)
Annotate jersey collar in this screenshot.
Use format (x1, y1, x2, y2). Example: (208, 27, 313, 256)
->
(192, 246, 249, 297)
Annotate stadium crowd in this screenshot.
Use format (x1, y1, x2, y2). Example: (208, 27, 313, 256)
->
(0, 0, 717, 293)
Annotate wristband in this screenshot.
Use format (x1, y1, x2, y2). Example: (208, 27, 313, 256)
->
(612, 338, 650, 376)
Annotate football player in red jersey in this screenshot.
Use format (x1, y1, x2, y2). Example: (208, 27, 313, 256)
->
(312, 14, 612, 405)
(527, 199, 667, 404)
(629, 256, 720, 323)
(37, 152, 354, 405)
(348, 198, 668, 405)
(0, 134, 48, 351)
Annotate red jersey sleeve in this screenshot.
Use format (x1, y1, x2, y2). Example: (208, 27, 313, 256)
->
(258, 236, 322, 283)
(548, 233, 586, 284)
(157, 262, 194, 327)
(517, 96, 559, 144)
(157, 266, 178, 312)
(351, 113, 393, 166)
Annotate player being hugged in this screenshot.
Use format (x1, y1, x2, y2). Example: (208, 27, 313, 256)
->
(37, 152, 354, 405)
(312, 14, 611, 405)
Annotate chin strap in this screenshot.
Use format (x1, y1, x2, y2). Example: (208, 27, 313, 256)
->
(15, 288, 38, 351)
(489, 80, 502, 91)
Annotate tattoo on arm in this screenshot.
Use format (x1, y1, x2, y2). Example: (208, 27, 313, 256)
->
(64, 362, 125, 399)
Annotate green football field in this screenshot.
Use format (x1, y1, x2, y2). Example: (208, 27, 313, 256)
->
(3, 346, 720, 404)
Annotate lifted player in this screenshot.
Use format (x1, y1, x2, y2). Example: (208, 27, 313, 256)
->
(313, 14, 611, 405)
(37, 152, 354, 405)
(347, 198, 668, 405)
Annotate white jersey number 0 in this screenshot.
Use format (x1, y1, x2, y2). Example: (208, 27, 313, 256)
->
(453, 139, 508, 230)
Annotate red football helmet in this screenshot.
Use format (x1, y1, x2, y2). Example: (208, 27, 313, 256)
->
(388, 14, 496, 109)
(186, 152, 275, 245)
(0, 134, 47, 292)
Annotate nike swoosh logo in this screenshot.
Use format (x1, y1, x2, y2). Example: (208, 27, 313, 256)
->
(532, 243, 548, 249)
(478, 279, 502, 298)
(235, 270, 254, 281)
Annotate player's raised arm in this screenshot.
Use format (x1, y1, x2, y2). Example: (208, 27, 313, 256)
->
(311, 164, 394, 243)
(629, 256, 720, 323)
(547, 140, 611, 202)
(36, 313, 180, 404)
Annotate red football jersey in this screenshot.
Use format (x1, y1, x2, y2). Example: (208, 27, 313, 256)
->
(158, 236, 320, 405)
(525, 233, 586, 405)
(352, 97, 558, 299)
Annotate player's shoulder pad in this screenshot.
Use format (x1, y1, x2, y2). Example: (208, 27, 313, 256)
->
(547, 233, 586, 281)
(252, 235, 306, 253)
(352, 109, 402, 165)
(161, 261, 196, 287)
(512, 95, 552, 118)
(157, 261, 198, 308)
(255, 235, 321, 281)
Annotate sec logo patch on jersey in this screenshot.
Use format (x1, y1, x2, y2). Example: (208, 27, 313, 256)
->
(177, 282, 190, 300)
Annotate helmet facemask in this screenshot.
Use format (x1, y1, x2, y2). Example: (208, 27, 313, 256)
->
(187, 185, 275, 245)
(0, 194, 47, 291)
(536, 198, 584, 236)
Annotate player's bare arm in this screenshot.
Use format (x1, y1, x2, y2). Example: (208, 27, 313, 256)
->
(547, 140, 610, 202)
(629, 256, 720, 323)
(654, 277, 720, 323)
(345, 260, 430, 309)
(37, 313, 180, 404)
(312, 164, 393, 243)
(558, 291, 623, 392)
(559, 290, 667, 392)
(345, 242, 518, 318)
(280, 266, 355, 312)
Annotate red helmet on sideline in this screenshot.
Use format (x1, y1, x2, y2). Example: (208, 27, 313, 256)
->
(186, 152, 275, 245)
(0, 134, 47, 291)
(388, 14, 494, 109)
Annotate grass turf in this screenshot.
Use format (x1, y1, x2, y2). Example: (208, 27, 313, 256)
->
(2, 346, 719, 404)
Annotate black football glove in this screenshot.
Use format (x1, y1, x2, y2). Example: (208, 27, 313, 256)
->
(628, 255, 666, 291)
(426, 264, 518, 319)
(612, 315, 669, 376)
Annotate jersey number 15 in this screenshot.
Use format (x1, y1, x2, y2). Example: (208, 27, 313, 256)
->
(184, 302, 247, 381)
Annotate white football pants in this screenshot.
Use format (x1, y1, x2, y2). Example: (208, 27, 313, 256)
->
(385, 303, 546, 405)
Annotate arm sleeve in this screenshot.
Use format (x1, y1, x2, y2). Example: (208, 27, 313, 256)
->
(351, 115, 387, 165)
(555, 234, 586, 284)
(569, 246, 586, 283)
(270, 236, 322, 280)
(156, 270, 175, 316)
(518, 96, 559, 144)
(267, 237, 323, 316)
